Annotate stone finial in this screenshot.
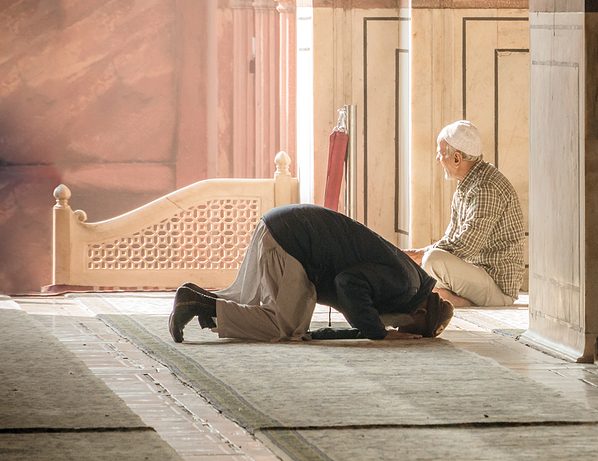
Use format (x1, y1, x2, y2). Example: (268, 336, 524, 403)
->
(53, 184, 71, 208)
(73, 209, 87, 222)
(274, 151, 291, 177)
(53, 184, 87, 221)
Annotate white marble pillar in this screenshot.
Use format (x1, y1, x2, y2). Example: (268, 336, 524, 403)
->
(522, 0, 598, 363)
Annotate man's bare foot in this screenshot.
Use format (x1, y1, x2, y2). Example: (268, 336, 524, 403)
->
(434, 288, 474, 307)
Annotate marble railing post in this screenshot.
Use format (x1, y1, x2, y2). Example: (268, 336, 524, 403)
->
(52, 185, 87, 286)
(522, 1, 598, 363)
(274, 151, 299, 206)
(52, 185, 72, 285)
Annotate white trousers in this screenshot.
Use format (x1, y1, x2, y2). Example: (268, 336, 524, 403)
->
(422, 248, 514, 306)
(214, 221, 317, 341)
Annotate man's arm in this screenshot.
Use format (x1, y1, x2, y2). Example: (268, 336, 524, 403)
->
(334, 269, 387, 339)
(403, 248, 428, 265)
(309, 326, 421, 340)
(333, 264, 422, 340)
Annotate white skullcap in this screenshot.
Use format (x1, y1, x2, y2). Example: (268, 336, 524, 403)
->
(437, 120, 482, 157)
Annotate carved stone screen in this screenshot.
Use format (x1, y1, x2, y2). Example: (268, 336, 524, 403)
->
(87, 199, 261, 271)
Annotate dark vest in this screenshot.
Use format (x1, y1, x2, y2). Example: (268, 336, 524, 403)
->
(262, 204, 434, 313)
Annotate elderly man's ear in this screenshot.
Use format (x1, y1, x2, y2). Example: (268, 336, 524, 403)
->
(453, 151, 462, 165)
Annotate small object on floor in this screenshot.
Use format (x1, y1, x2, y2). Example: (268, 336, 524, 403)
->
(309, 327, 362, 340)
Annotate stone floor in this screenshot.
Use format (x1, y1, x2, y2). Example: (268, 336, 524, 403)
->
(2, 292, 598, 460)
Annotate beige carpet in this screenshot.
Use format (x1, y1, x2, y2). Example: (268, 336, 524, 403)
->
(99, 313, 598, 461)
(277, 425, 598, 461)
(0, 309, 182, 460)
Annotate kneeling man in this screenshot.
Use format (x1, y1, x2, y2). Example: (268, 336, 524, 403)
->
(169, 204, 453, 343)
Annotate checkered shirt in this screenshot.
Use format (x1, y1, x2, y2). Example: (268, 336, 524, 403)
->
(434, 161, 525, 298)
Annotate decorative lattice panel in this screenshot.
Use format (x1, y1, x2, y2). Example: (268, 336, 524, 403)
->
(87, 199, 260, 270)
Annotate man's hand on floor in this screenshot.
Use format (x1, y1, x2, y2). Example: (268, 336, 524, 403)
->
(385, 329, 422, 340)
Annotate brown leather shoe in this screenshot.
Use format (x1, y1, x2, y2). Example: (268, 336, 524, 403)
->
(180, 285, 218, 329)
(169, 306, 195, 343)
(181, 282, 219, 299)
(168, 286, 217, 343)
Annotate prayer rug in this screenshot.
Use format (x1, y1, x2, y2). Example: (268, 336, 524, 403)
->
(99, 313, 598, 461)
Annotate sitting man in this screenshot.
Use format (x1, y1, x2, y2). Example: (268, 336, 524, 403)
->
(168, 204, 454, 343)
(405, 120, 525, 307)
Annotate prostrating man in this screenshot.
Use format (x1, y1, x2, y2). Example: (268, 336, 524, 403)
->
(404, 120, 525, 307)
(169, 204, 454, 343)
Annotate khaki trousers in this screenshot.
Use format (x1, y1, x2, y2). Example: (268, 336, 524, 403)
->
(214, 221, 317, 342)
(422, 248, 514, 306)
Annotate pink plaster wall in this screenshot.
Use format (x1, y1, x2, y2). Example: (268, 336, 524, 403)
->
(0, 0, 185, 293)
(0, 0, 290, 294)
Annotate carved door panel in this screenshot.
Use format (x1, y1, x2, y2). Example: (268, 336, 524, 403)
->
(361, 14, 410, 248)
(462, 17, 530, 288)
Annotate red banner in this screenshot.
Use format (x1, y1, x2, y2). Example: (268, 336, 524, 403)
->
(323, 130, 349, 211)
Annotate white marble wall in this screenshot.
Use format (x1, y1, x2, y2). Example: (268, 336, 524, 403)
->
(410, 7, 529, 287)
(522, 5, 598, 363)
(410, 8, 529, 241)
(312, 5, 411, 247)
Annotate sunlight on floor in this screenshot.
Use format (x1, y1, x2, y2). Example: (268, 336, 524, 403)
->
(2, 291, 532, 335)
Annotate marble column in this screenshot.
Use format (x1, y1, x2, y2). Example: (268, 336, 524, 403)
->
(521, 0, 598, 363)
(230, 0, 256, 177)
(276, 0, 297, 168)
(253, 0, 280, 178)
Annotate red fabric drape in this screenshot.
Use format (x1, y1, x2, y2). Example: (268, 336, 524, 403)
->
(323, 130, 349, 211)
